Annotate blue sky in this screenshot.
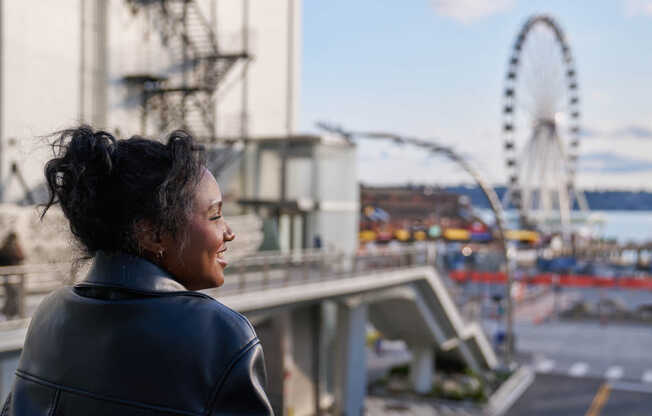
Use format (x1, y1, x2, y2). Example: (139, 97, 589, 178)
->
(300, 0, 652, 189)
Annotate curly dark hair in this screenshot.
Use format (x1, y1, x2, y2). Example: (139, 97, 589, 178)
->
(41, 125, 205, 257)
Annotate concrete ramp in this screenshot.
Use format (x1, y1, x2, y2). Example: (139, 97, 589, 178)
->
(368, 270, 498, 372)
(215, 263, 497, 372)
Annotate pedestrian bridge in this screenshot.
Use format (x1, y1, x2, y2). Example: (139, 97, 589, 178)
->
(213, 254, 496, 370)
(0, 244, 497, 415)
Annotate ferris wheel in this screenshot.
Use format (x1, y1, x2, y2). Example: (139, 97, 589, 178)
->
(502, 15, 588, 234)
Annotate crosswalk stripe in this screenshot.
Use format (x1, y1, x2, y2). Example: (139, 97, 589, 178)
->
(642, 370, 652, 383)
(605, 366, 623, 380)
(536, 359, 555, 373)
(569, 362, 589, 377)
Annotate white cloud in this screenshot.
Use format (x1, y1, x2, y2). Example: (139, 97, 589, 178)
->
(624, 0, 652, 17)
(430, 0, 516, 23)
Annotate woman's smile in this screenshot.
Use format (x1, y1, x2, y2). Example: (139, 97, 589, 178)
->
(160, 168, 235, 290)
(217, 247, 228, 268)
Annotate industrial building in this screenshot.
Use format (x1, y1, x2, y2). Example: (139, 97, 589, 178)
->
(0, 0, 358, 256)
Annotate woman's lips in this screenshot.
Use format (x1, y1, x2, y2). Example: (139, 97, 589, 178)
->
(217, 249, 228, 268)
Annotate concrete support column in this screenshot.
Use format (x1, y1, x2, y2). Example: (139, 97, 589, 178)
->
(410, 345, 434, 394)
(253, 313, 289, 416)
(334, 301, 367, 416)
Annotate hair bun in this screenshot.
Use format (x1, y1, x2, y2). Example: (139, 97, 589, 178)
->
(66, 126, 117, 179)
(43, 126, 119, 246)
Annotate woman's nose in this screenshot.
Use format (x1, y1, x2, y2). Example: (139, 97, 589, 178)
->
(224, 222, 236, 242)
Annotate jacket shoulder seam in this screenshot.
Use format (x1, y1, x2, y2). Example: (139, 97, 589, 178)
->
(15, 370, 200, 416)
(204, 338, 261, 414)
(205, 299, 257, 334)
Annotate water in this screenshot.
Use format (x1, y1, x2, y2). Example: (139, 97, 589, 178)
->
(476, 209, 652, 244)
(595, 210, 652, 244)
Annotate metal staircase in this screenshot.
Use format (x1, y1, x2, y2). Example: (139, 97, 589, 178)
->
(124, 0, 249, 142)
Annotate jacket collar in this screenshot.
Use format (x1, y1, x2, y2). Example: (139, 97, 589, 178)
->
(81, 251, 187, 293)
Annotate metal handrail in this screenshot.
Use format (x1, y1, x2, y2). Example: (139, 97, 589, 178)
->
(221, 243, 436, 295)
(0, 244, 437, 319)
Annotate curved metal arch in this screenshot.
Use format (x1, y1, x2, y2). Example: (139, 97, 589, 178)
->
(316, 121, 518, 364)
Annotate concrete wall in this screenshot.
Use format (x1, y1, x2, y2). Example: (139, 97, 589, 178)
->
(241, 137, 358, 252)
(310, 141, 359, 253)
(2, 0, 81, 201)
(216, 0, 301, 138)
(0, 0, 302, 202)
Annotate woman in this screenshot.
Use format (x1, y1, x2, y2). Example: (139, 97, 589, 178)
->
(2, 126, 273, 415)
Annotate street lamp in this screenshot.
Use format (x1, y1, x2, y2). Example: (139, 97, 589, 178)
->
(317, 122, 516, 365)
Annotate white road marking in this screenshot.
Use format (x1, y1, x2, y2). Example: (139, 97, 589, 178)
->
(569, 362, 589, 377)
(536, 359, 555, 373)
(611, 381, 652, 394)
(605, 366, 623, 380)
(642, 370, 652, 383)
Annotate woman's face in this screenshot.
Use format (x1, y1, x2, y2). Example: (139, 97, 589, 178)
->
(160, 169, 235, 290)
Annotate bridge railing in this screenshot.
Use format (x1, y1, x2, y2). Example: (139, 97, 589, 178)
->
(0, 263, 70, 319)
(222, 243, 437, 294)
(0, 243, 437, 319)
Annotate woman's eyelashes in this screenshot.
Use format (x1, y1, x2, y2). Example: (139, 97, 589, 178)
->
(209, 215, 222, 221)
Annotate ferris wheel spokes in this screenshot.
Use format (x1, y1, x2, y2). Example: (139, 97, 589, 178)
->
(501, 15, 584, 235)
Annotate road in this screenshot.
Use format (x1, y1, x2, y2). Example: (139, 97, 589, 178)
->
(514, 320, 652, 382)
(505, 317, 652, 414)
(507, 374, 652, 415)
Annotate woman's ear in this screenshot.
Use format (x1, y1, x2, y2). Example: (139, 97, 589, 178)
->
(134, 220, 164, 255)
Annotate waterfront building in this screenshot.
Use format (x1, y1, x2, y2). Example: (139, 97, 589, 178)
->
(360, 184, 490, 243)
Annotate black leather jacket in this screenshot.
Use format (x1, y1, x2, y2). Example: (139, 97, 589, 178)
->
(2, 252, 273, 415)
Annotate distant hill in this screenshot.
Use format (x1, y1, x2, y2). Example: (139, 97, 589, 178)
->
(443, 185, 652, 211)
